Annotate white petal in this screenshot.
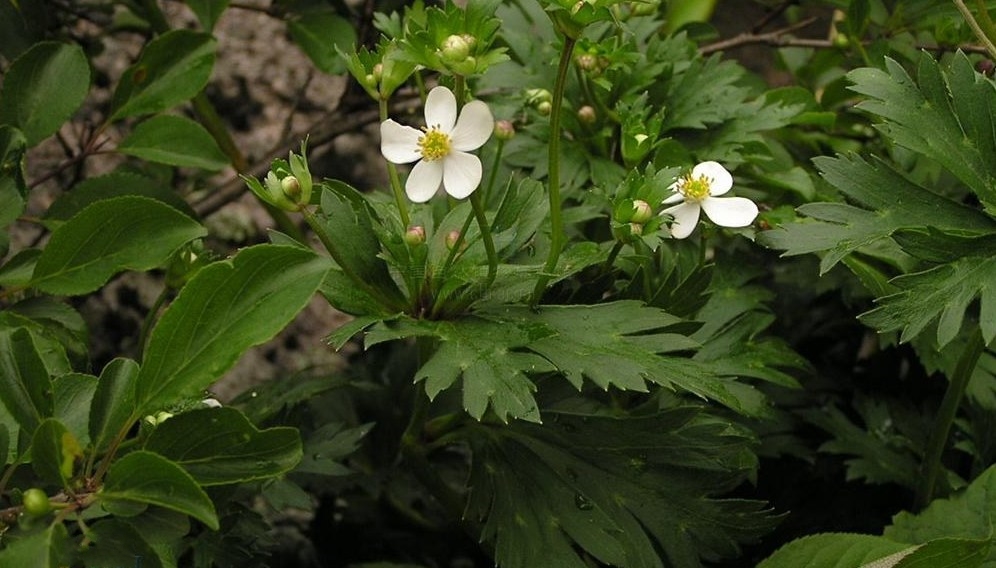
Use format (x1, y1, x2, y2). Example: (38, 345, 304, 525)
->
(662, 191, 685, 205)
(662, 201, 701, 239)
(700, 196, 759, 228)
(424, 86, 457, 132)
(406, 159, 443, 203)
(441, 151, 482, 199)
(381, 120, 422, 164)
(692, 161, 733, 196)
(450, 100, 493, 151)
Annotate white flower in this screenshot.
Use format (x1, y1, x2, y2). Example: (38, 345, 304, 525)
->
(661, 161, 759, 239)
(380, 86, 494, 203)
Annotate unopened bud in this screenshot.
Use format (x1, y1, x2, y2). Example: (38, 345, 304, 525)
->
(629, 222, 643, 236)
(281, 175, 301, 199)
(537, 101, 552, 116)
(494, 119, 516, 141)
(372, 63, 383, 81)
(525, 88, 552, 106)
(977, 59, 995, 76)
(572, 0, 586, 14)
(445, 230, 463, 250)
(404, 225, 426, 246)
(576, 53, 599, 71)
(460, 34, 477, 50)
(630, 199, 653, 224)
(441, 34, 471, 63)
(577, 105, 596, 124)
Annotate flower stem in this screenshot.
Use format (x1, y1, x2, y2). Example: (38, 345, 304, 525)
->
(956, 0, 996, 59)
(380, 98, 412, 229)
(530, 36, 577, 306)
(483, 139, 505, 201)
(915, 328, 986, 510)
(470, 191, 498, 287)
(602, 240, 625, 272)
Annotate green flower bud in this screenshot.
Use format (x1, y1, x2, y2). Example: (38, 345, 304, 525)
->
(372, 63, 383, 81)
(22, 489, 51, 518)
(445, 230, 463, 251)
(629, 222, 643, 236)
(281, 175, 302, 200)
(576, 53, 599, 72)
(525, 88, 553, 106)
(404, 225, 426, 246)
(441, 34, 472, 63)
(630, 199, 653, 224)
(494, 120, 516, 141)
(537, 101, 552, 116)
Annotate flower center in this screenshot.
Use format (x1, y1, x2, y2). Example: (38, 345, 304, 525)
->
(418, 127, 452, 162)
(678, 174, 712, 201)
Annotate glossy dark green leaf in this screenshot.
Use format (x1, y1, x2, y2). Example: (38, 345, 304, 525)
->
(44, 171, 194, 227)
(757, 533, 910, 568)
(30, 196, 206, 295)
(101, 450, 218, 529)
(0, 41, 89, 146)
(0, 327, 52, 435)
(31, 418, 82, 488)
(53, 372, 96, 447)
(118, 114, 229, 171)
(89, 358, 140, 454)
(287, 8, 356, 74)
(135, 245, 328, 413)
(109, 30, 216, 121)
(145, 407, 302, 485)
(78, 518, 165, 568)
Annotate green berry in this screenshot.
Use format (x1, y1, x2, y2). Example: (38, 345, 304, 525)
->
(22, 489, 51, 517)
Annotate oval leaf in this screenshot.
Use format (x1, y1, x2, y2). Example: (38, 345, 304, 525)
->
(31, 196, 206, 295)
(31, 418, 82, 489)
(0, 125, 27, 230)
(44, 171, 195, 226)
(118, 115, 229, 171)
(145, 407, 302, 485)
(0, 327, 53, 435)
(135, 245, 329, 413)
(287, 9, 356, 74)
(89, 358, 140, 454)
(0, 523, 71, 567)
(100, 450, 218, 530)
(0, 42, 90, 146)
(109, 30, 216, 121)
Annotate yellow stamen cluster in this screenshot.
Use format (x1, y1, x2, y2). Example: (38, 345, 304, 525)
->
(677, 174, 712, 201)
(418, 127, 452, 162)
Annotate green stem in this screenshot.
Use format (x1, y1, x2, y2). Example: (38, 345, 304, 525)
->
(303, 208, 404, 311)
(956, 0, 996, 58)
(602, 240, 625, 272)
(453, 74, 466, 107)
(530, 36, 577, 306)
(380, 98, 413, 228)
(975, 0, 996, 43)
(915, 328, 986, 510)
(483, 139, 505, 201)
(469, 191, 497, 288)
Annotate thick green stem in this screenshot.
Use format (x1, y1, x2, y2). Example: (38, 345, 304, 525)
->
(956, 0, 996, 58)
(530, 36, 577, 306)
(380, 99, 413, 228)
(483, 139, 505, 200)
(602, 240, 625, 272)
(469, 191, 497, 288)
(915, 328, 986, 510)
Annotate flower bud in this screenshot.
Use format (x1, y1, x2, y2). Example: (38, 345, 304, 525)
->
(445, 230, 463, 250)
(404, 225, 426, 246)
(630, 199, 653, 224)
(461, 34, 477, 50)
(977, 59, 995, 76)
(281, 175, 301, 199)
(537, 101, 552, 116)
(441, 34, 472, 63)
(494, 120, 516, 141)
(577, 105, 597, 124)
(525, 88, 552, 106)
(576, 53, 599, 72)
(629, 222, 644, 236)
(372, 63, 384, 81)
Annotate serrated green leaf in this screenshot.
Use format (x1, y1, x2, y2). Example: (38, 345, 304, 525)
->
(757, 533, 910, 568)
(110, 30, 216, 121)
(101, 450, 218, 529)
(847, 53, 996, 212)
(367, 315, 555, 422)
(6, 296, 89, 368)
(885, 464, 996, 560)
(0, 41, 89, 146)
(31, 418, 81, 489)
(893, 537, 990, 568)
(287, 8, 356, 75)
(186, 0, 229, 31)
(296, 421, 372, 476)
(759, 154, 995, 273)
(0, 311, 71, 379)
(0, 327, 52, 435)
(465, 408, 775, 568)
(89, 358, 140, 454)
(0, 523, 72, 567)
(30, 196, 207, 295)
(135, 245, 328, 413)
(117, 114, 229, 170)
(145, 407, 302, 485)
(860, 256, 996, 347)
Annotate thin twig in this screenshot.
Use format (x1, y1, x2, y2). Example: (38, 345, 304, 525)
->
(752, 0, 798, 34)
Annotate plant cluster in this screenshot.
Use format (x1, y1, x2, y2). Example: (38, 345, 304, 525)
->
(2, 0, 996, 566)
